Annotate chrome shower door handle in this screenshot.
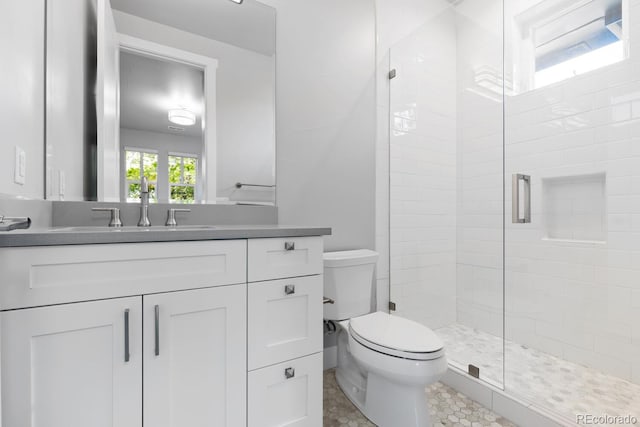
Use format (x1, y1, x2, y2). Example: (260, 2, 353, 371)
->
(512, 174, 531, 224)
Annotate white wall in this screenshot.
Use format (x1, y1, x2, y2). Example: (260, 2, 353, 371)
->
(262, 0, 377, 252)
(120, 128, 203, 203)
(0, 1, 45, 199)
(113, 11, 275, 204)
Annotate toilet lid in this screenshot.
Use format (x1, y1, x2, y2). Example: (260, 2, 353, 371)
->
(349, 312, 444, 360)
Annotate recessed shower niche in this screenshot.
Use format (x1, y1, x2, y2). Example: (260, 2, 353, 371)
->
(542, 173, 606, 242)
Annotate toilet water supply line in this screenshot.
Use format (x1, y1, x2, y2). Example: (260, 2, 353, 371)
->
(324, 320, 337, 335)
(323, 296, 336, 334)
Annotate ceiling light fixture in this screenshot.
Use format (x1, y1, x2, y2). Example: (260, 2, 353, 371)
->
(168, 109, 196, 126)
(229, 0, 243, 4)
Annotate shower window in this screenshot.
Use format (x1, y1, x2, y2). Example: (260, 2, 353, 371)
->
(510, 0, 627, 91)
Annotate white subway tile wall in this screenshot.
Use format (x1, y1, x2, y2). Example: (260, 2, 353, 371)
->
(499, 0, 640, 385)
(388, 8, 458, 330)
(455, 1, 505, 345)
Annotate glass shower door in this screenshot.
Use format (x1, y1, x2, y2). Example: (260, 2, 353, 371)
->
(387, 0, 505, 388)
(503, 0, 640, 421)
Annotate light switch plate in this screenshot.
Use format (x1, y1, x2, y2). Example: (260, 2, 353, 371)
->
(14, 146, 25, 185)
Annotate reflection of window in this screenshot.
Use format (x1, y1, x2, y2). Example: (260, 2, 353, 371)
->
(169, 154, 197, 204)
(124, 149, 158, 203)
(392, 105, 417, 136)
(514, 0, 627, 90)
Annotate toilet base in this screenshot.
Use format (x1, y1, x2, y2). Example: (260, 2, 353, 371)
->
(335, 327, 437, 427)
(336, 369, 432, 427)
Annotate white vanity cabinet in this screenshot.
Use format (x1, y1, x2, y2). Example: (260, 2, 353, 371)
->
(247, 237, 324, 427)
(0, 235, 325, 427)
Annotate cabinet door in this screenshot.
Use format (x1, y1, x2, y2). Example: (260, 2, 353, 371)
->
(1, 297, 142, 427)
(248, 352, 323, 427)
(143, 285, 247, 427)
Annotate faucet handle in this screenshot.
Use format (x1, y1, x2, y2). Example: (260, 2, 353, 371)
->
(92, 207, 123, 227)
(166, 208, 191, 226)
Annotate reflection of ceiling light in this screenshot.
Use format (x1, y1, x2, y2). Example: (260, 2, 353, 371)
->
(168, 109, 196, 126)
(229, 0, 243, 3)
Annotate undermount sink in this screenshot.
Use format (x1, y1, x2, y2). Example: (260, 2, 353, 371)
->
(51, 225, 217, 233)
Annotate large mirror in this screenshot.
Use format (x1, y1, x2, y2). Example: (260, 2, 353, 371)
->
(44, 0, 276, 205)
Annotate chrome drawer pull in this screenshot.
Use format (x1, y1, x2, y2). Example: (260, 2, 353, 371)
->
(154, 305, 160, 356)
(285, 285, 295, 295)
(285, 367, 295, 379)
(323, 297, 335, 304)
(284, 242, 295, 251)
(124, 309, 130, 362)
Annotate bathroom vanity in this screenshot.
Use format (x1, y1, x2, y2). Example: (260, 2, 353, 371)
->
(0, 226, 329, 427)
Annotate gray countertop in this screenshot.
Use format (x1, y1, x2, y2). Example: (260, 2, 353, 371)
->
(0, 225, 332, 247)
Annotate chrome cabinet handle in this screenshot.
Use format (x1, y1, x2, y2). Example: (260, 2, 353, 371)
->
(124, 309, 130, 362)
(284, 242, 295, 251)
(154, 305, 160, 356)
(323, 297, 335, 304)
(512, 174, 531, 224)
(92, 207, 123, 227)
(284, 285, 295, 295)
(284, 367, 295, 379)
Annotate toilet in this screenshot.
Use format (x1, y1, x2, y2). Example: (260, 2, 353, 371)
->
(324, 250, 447, 427)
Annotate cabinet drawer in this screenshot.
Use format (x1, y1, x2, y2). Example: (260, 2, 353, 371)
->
(248, 237, 323, 282)
(248, 352, 322, 427)
(0, 240, 246, 310)
(248, 276, 322, 370)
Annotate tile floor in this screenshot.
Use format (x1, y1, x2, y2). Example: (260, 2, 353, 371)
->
(437, 323, 640, 420)
(323, 369, 516, 427)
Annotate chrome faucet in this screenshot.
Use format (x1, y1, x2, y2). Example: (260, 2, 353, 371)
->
(138, 177, 151, 227)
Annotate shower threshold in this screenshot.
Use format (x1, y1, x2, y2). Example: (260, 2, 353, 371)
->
(436, 323, 640, 422)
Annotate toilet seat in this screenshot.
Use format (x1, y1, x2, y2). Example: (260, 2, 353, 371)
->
(349, 312, 444, 361)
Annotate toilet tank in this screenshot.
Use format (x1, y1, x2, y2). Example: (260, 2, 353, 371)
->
(323, 250, 379, 321)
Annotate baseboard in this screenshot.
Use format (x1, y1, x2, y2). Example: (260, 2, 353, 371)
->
(323, 345, 337, 370)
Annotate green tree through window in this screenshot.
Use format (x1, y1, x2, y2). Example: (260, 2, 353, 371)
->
(124, 150, 158, 202)
(169, 155, 197, 204)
